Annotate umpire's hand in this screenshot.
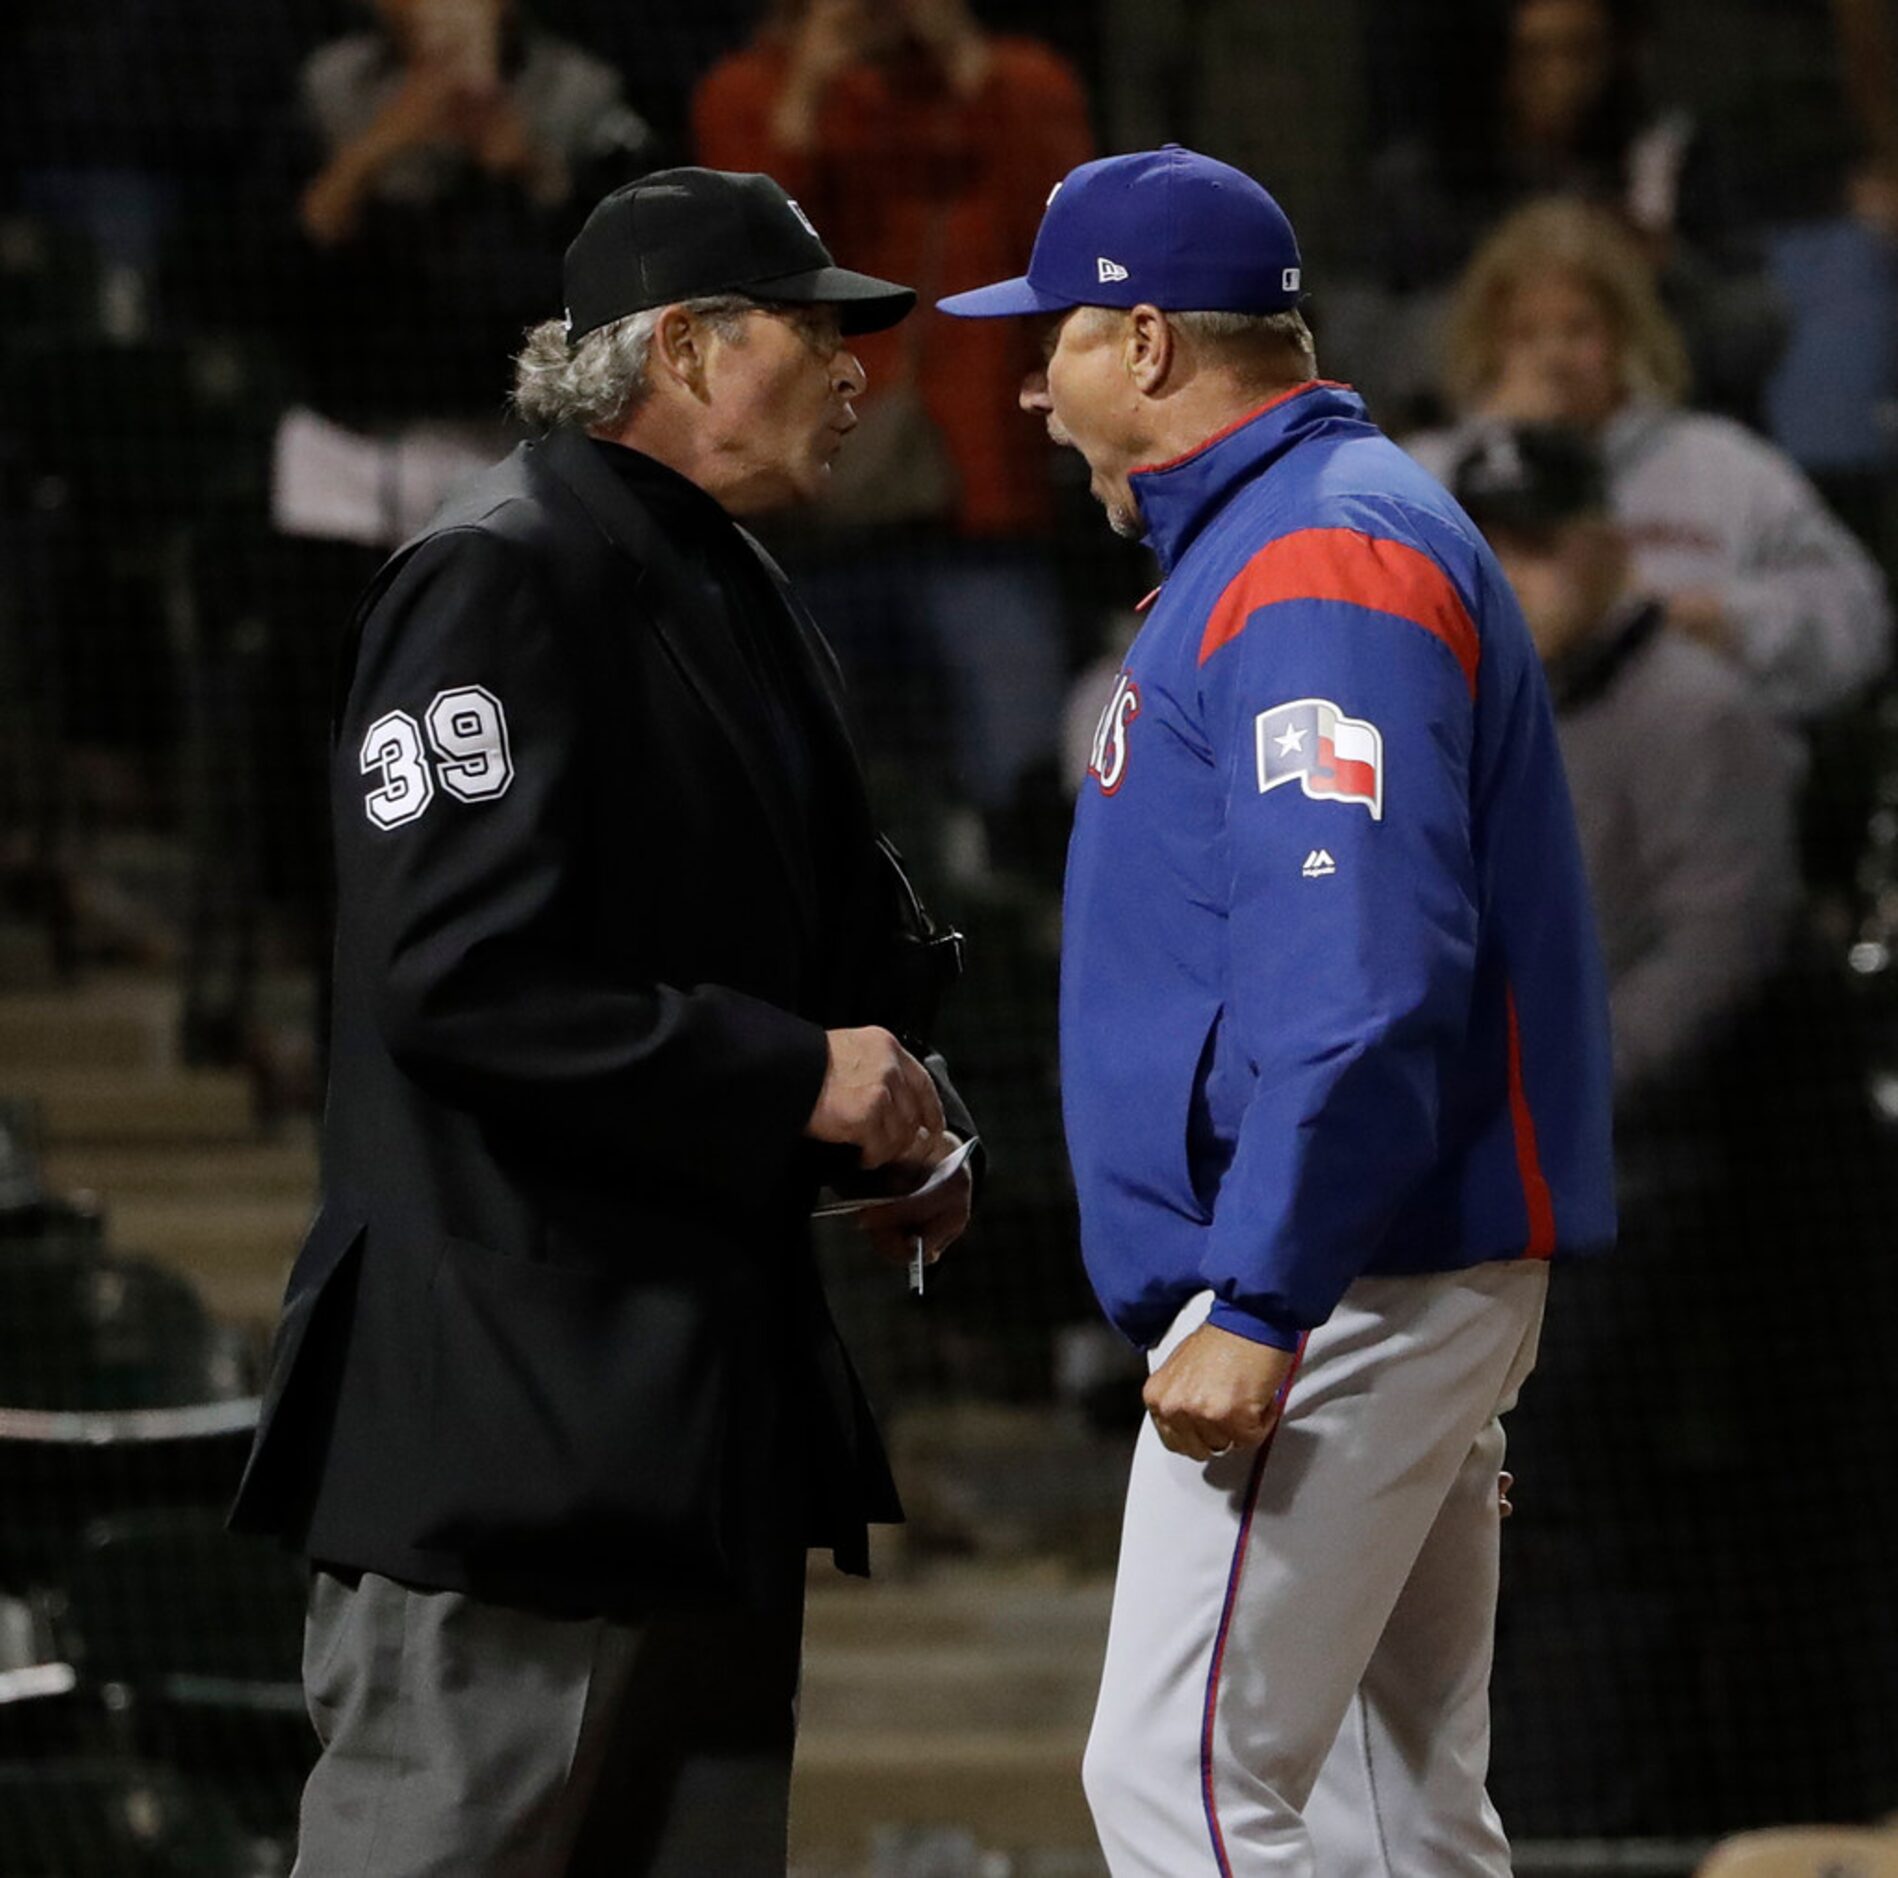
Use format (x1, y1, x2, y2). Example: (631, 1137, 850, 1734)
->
(806, 1026, 946, 1169)
(1143, 1324, 1296, 1463)
(855, 1129, 974, 1272)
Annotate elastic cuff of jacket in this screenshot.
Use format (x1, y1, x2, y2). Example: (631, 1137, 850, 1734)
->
(1207, 1299, 1302, 1352)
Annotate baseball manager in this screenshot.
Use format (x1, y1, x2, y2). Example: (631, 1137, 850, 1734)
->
(232, 166, 976, 1874)
(942, 146, 1615, 1873)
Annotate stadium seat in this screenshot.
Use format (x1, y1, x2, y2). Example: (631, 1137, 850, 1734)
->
(2, 334, 271, 531)
(56, 1509, 306, 1686)
(0, 1759, 256, 1877)
(0, 1190, 104, 1260)
(0, 1097, 47, 1215)
(0, 1232, 253, 1592)
(0, 214, 107, 345)
(0, 1662, 100, 1762)
(0, 1397, 257, 1594)
(0, 1238, 243, 1412)
(53, 1509, 313, 1839)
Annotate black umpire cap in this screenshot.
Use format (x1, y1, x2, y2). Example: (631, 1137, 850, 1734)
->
(1451, 423, 1610, 538)
(562, 167, 916, 345)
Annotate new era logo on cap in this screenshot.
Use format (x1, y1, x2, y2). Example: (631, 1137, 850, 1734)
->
(937, 145, 1305, 322)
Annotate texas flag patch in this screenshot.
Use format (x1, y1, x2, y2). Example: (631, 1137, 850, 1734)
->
(1254, 698, 1384, 820)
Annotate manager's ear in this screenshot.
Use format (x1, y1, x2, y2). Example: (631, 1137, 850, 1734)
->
(1125, 304, 1177, 395)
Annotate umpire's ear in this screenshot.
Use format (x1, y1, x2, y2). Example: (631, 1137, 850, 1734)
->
(649, 302, 717, 403)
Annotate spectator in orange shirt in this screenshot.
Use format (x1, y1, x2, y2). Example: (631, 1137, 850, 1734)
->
(695, 0, 1093, 851)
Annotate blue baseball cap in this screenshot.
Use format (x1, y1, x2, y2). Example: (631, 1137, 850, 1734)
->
(937, 145, 1303, 320)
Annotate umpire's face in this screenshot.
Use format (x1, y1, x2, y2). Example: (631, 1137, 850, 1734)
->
(698, 303, 867, 515)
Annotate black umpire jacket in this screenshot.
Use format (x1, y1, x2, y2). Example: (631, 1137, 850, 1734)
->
(229, 427, 972, 1613)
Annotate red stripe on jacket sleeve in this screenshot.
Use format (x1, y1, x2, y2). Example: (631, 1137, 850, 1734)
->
(1196, 527, 1481, 696)
(1506, 988, 1557, 1259)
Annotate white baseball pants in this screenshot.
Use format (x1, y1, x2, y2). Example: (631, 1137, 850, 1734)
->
(1083, 1261, 1549, 1876)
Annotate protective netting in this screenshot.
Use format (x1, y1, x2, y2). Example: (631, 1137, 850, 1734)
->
(2, 2, 1895, 1871)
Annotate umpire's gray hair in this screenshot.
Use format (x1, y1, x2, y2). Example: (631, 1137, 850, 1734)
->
(511, 295, 758, 431)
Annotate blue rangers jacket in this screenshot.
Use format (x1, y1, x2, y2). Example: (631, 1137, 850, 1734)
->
(1063, 382, 1616, 1353)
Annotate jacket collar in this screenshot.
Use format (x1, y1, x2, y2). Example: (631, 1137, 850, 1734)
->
(1127, 380, 1369, 575)
(531, 426, 835, 944)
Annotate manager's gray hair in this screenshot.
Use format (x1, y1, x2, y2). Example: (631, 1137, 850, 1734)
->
(511, 295, 759, 431)
(1172, 307, 1317, 378)
(1077, 304, 1317, 382)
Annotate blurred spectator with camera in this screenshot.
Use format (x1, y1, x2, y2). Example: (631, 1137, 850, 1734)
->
(200, 0, 656, 1082)
(1370, 0, 1718, 289)
(1407, 198, 1890, 728)
(1343, 0, 1780, 426)
(1453, 422, 1802, 1102)
(1448, 421, 1898, 1837)
(693, 0, 1092, 866)
(272, 0, 654, 542)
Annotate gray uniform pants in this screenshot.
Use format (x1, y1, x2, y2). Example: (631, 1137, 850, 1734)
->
(1083, 1263, 1549, 1876)
(291, 1565, 805, 1877)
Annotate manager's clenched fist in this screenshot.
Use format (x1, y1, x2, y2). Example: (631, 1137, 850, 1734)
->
(805, 1026, 946, 1169)
(1143, 1323, 1296, 1463)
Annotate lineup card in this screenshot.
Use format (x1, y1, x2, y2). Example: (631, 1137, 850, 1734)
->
(809, 1136, 979, 1220)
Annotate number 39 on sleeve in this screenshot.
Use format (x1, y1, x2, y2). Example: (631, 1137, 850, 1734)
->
(361, 686, 514, 830)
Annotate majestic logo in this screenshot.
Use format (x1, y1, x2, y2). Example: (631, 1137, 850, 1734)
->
(1301, 849, 1336, 878)
(1255, 699, 1384, 820)
(1282, 267, 1302, 293)
(1097, 257, 1130, 284)
(785, 197, 821, 241)
(1088, 672, 1141, 795)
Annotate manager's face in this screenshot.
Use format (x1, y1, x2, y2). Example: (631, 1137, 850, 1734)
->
(1021, 308, 1146, 540)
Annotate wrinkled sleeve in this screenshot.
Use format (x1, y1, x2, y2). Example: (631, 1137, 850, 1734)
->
(1195, 532, 1481, 1348)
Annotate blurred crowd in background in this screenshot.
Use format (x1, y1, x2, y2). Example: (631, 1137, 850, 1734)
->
(3, 0, 1898, 1857)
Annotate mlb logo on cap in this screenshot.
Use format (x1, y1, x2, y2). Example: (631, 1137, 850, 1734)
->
(939, 145, 1305, 320)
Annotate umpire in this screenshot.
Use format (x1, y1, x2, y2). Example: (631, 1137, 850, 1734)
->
(231, 167, 977, 1874)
